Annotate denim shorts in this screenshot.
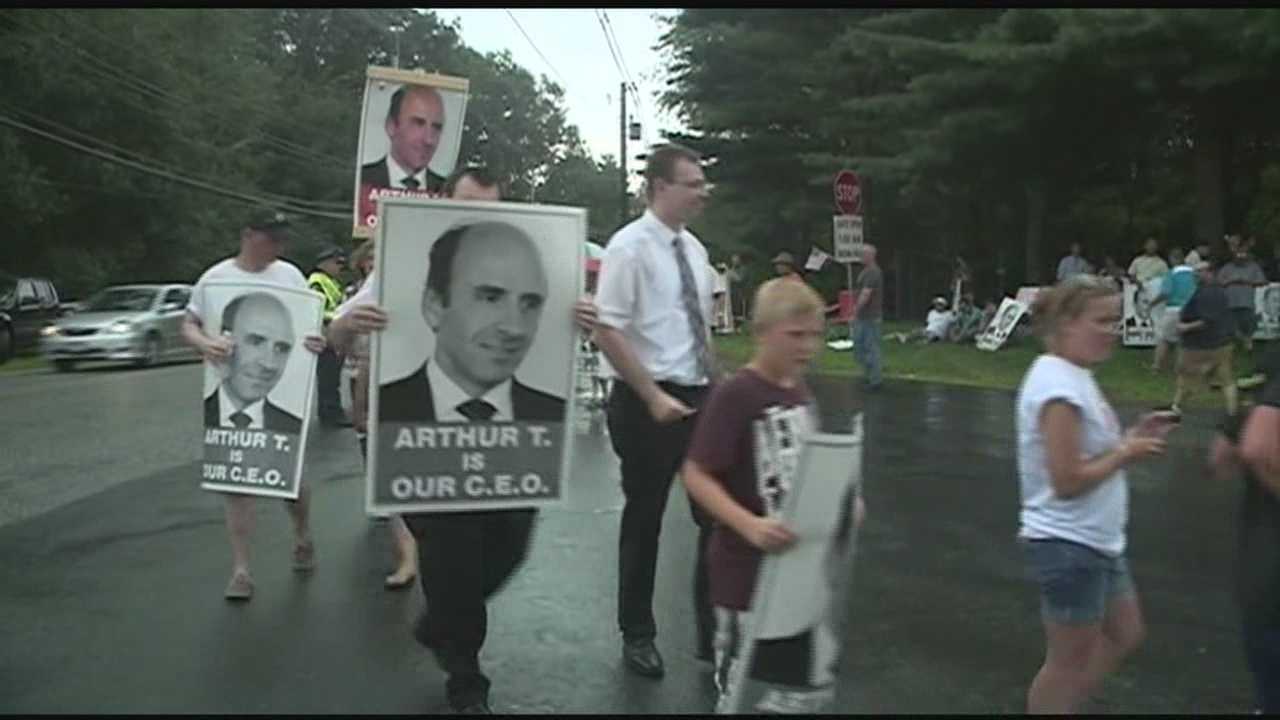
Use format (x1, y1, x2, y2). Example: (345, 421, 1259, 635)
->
(1021, 538, 1135, 625)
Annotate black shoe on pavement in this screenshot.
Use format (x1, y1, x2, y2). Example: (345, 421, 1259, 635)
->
(623, 638, 665, 678)
(454, 699, 492, 715)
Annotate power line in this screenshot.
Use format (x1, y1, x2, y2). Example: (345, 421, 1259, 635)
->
(601, 10, 642, 110)
(0, 112, 349, 220)
(19, 10, 352, 172)
(505, 10, 566, 86)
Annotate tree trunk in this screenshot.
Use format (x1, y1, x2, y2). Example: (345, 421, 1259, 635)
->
(1194, 122, 1224, 247)
(1024, 182, 1046, 285)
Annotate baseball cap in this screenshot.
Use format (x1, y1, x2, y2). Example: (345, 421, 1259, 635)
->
(244, 208, 292, 237)
(932, 296, 948, 307)
(772, 251, 795, 266)
(314, 246, 347, 266)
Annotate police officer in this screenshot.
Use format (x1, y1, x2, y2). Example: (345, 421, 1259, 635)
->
(310, 246, 349, 427)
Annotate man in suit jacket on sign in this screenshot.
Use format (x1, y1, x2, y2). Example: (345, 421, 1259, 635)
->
(204, 291, 303, 434)
(379, 220, 566, 424)
(359, 85, 447, 202)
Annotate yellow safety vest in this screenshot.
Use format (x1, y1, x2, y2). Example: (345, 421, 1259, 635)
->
(308, 271, 344, 322)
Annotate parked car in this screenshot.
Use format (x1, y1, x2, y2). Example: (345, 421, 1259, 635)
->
(40, 283, 200, 371)
(0, 272, 62, 363)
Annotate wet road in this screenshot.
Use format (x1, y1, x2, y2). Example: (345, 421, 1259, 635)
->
(0, 366, 1258, 713)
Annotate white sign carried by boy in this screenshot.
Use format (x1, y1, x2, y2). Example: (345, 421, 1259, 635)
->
(720, 414, 864, 715)
(1121, 279, 1160, 348)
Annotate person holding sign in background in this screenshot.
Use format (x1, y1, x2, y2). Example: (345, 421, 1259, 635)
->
(181, 209, 328, 602)
(594, 142, 719, 678)
(328, 166, 599, 714)
(683, 278, 867, 712)
(1015, 275, 1177, 713)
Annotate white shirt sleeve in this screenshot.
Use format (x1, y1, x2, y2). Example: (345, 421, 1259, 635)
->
(186, 267, 212, 324)
(595, 244, 638, 331)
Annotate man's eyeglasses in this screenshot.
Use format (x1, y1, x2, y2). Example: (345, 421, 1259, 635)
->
(669, 179, 713, 192)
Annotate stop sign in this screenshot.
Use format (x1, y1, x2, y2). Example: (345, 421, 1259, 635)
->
(833, 169, 861, 215)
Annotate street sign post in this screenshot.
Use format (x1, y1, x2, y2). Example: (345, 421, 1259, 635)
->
(833, 170, 865, 325)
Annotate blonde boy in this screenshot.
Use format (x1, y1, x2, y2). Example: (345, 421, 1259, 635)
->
(683, 278, 866, 711)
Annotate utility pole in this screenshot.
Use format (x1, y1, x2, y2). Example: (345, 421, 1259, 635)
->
(391, 25, 404, 69)
(619, 81, 628, 227)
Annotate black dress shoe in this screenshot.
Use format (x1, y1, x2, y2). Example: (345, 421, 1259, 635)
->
(454, 699, 491, 714)
(623, 638, 665, 678)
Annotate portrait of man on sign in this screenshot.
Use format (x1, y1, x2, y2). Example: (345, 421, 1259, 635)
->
(204, 291, 303, 434)
(354, 69, 469, 235)
(378, 221, 567, 424)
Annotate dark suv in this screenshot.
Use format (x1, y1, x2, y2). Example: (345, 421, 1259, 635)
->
(0, 273, 61, 363)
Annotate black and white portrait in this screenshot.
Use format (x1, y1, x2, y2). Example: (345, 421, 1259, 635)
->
(353, 68, 469, 236)
(369, 197, 586, 514)
(199, 281, 324, 499)
(206, 292, 302, 434)
(1260, 284, 1280, 341)
(977, 298, 1028, 352)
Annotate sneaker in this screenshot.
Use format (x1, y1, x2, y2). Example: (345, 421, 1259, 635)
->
(292, 541, 316, 573)
(224, 570, 253, 601)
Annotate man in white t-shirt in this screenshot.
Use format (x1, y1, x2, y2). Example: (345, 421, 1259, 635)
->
(1127, 237, 1169, 285)
(181, 209, 328, 602)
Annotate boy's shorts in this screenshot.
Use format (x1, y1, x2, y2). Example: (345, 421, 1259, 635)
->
(1021, 538, 1135, 625)
(1157, 306, 1182, 345)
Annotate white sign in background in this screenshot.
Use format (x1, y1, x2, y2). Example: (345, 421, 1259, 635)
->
(833, 215, 863, 264)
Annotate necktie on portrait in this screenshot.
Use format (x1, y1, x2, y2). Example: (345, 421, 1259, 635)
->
(456, 399, 497, 422)
(671, 236, 715, 383)
(230, 411, 252, 429)
(402, 177, 420, 190)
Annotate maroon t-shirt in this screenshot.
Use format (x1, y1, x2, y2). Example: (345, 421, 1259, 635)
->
(687, 367, 816, 611)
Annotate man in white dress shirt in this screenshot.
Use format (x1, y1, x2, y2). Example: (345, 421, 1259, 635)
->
(594, 142, 719, 679)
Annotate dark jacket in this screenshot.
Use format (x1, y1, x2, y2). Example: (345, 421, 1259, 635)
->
(359, 158, 445, 194)
(379, 362, 565, 423)
(204, 391, 303, 434)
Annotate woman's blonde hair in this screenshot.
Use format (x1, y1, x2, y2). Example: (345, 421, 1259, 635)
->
(351, 238, 375, 273)
(1030, 274, 1119, 339)
(751, 277, 825, 332)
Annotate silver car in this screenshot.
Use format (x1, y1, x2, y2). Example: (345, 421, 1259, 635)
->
(40, 284, 200, 371)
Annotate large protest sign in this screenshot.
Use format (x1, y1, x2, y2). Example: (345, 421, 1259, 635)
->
(368, 196, 585, 514)
(353, 67, 470, 238)
(1122, 278, 1161, 347)
(720, 415, 864, 715)
(199, 281, 323, 499)
(976, 298, 1028, 351)
(1255, 284, 1280, 341)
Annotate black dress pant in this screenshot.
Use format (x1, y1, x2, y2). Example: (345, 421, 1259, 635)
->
(607, 380, 714, 653)
(403, 509, 536, 709)
(316, 345, 344, 421)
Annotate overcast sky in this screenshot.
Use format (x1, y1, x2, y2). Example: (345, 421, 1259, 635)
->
(433, 8, 685, 166)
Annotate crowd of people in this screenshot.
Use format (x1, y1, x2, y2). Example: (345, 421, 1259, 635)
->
(173, 140, 1280, 714)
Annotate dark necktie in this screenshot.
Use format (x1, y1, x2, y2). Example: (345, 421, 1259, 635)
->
(230, 411, 252, 429)
(456, 399, 497, 422)
(402, 177, 420, 190)
(671, 236, 713, 382)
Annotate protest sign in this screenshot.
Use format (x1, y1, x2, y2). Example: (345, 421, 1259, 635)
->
(720, 414, 864, 715)
(1255, 283, 1280, 341)
(353, 67, 470, 237)
(1122, 278, 1161, 348)
(976, 298, 1028, 351)
(199, 281, 323, 499)
(368, 196, 585, 514)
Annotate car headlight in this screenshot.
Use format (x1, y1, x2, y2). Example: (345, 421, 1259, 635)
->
(41, 325, 60, 337)
(108, 321, 136, 334)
